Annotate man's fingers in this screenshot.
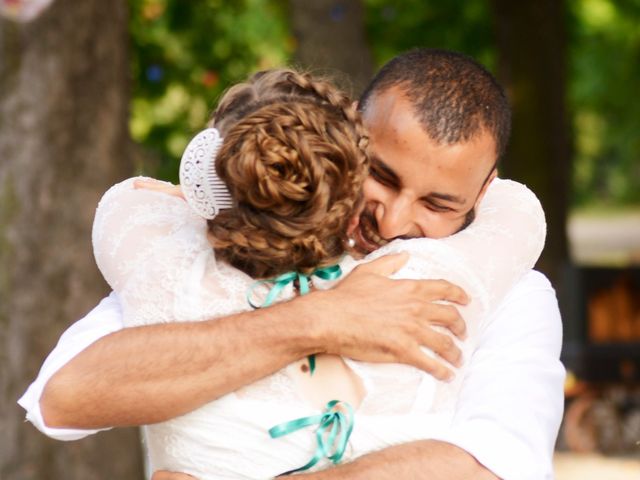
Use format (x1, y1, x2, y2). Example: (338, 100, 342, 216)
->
(356, 252, 409, 277)
(407, 348, 454, 382)
(418, 328, 462, 368)
(419, 279, 469, 305)
(151, 472, 197, 480)
(426, 304, 467, 340)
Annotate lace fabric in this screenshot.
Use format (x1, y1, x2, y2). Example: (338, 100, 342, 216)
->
(92, 176, 545, 478)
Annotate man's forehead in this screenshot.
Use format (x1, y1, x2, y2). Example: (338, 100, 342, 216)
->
(368, 132, 496, 203)
(371, 153, 468, 200)
(362, 87, 416, 131)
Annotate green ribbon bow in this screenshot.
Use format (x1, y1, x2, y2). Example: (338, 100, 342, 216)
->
(269, 400, 355, 476)
(246, 264, 342, 309)
(246, 264, 342, 374)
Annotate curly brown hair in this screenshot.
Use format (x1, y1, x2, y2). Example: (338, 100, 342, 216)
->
(206, 69, 369, 279)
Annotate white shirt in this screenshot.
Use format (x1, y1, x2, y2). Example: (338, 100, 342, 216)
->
(18, 270, 564, 480)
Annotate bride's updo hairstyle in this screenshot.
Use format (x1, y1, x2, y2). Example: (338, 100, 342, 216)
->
(207, 69, 369, 279)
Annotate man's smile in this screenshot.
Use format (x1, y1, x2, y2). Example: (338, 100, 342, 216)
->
(352, 209, 389, 254)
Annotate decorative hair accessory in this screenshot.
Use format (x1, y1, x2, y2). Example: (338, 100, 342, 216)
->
(179, 128, 232, 219)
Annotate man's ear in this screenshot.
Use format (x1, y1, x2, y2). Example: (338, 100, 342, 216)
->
(474, 168, 498, 209)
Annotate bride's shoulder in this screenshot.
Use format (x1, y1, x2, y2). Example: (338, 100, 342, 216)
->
(93, 176, 207, 251)
(96, 176, 200, 225)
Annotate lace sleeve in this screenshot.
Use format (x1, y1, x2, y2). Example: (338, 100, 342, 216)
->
(92, 177, 209, 326)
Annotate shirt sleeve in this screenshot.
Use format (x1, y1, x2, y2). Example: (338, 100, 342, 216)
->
(17, 293, 124, 441)
(432, 271, 565, 480)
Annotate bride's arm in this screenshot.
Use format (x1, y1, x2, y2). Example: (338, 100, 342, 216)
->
(371, 178, 546, 338)
(91, 177, 197, 325)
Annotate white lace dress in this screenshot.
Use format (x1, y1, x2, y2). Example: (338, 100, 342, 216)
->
(92, 177, 546, 479)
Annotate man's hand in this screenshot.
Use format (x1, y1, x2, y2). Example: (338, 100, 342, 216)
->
(314, 253, 468, 381)
(152, 472, 196, 480)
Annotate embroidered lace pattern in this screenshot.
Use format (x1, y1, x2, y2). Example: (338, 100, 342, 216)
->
(92, 177, 545, 479)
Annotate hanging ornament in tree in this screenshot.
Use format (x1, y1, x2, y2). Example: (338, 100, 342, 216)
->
(0, 0, 55, 22)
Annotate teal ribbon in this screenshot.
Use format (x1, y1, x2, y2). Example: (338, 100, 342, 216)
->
(246, 265, 342, 309)
(246, 264, 342, 375)
(269, 400, 355, 476)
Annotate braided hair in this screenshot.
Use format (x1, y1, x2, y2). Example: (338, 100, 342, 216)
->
(207, 69, 369, 278)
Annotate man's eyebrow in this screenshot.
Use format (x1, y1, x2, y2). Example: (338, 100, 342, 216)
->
(419, 191, 466, 204)
(370, 155, 401, 186)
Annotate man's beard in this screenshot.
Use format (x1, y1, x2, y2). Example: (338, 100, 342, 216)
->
(456, 207, 476, 233)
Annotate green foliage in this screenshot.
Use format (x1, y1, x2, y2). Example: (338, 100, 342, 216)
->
(128, 0, 640, 207)
(569, 0, 640, 206)
(129, 0, 292, 181)
(365, 0, 640, 207)
(363, 0, 495, 70)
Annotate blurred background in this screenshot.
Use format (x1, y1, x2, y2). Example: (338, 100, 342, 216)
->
(1, 0, 639, 478)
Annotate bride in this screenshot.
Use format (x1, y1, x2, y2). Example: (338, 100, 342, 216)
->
(92, 68, 545, 479)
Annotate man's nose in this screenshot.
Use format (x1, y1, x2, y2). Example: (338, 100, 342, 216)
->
(376, 194, 414, 240)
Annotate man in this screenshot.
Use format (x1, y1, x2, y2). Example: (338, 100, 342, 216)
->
(19, 49, 564, 479)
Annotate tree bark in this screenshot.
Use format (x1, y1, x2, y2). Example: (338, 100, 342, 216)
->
(289, 0, 374, 98)
(490, 0, 572, 285)
(0, 0, 143, 478)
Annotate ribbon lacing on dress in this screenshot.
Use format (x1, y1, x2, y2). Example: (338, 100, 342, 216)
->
(246, 264, 342, 374)
(269, 400, 355, 476)
(247, 265, 355, 473)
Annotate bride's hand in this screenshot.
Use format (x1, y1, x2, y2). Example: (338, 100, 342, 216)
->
(151, 471, 197, 480)
(134, 178, 185, 199)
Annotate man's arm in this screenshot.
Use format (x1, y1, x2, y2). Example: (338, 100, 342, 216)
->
(302, 440, 498, 480)
(151, 441, 496, 480)
(37, 253, 469, 431)
(17, 293, 124, 440)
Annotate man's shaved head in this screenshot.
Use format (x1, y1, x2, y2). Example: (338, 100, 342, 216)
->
(359, 48, 511, 161)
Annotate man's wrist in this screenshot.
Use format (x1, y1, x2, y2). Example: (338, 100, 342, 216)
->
(271, 290, 334, 357)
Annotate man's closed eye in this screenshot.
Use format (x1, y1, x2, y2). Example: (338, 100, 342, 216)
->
(422, 200, 454, 213)
(370, 161, 400, 190)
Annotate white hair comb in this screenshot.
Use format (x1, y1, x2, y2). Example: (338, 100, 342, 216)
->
(179, 128, 233, 219)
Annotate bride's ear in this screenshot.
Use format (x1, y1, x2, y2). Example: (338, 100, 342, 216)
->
(473, 168, 498, 209)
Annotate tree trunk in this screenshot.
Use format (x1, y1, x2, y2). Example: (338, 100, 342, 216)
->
(490, 0, 572, 286)
(289, 0, 374, 97)
(0, 0, 143, 478)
